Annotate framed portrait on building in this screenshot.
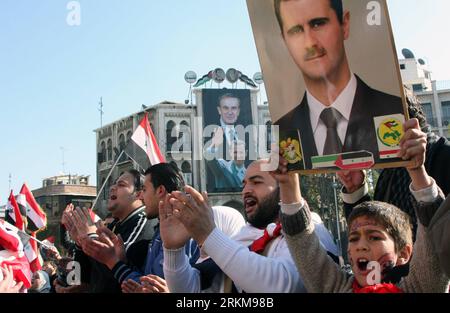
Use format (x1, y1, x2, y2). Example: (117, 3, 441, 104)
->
(247, 0, 411, 173)
(200, 89, 255, 193)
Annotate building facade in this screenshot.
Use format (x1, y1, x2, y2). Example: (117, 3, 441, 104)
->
(399, 52, 450, 139)
(94, 89, 271, 217)
(32, 174, 96, 247)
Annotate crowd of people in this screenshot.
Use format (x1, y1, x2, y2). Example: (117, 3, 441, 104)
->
(1, 110, 448, 294)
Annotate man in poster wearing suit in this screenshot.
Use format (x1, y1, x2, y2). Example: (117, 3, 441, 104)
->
(273, 0, 404, 169)
(205, 93, 247, 191)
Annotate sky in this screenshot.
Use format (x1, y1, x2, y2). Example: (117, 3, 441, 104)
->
(0, 0, 449, 203)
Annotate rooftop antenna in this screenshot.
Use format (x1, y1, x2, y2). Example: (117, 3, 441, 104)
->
(60, 147, 67, 174)
(8, 173, 11, 191)
(98, 97, 104, 127)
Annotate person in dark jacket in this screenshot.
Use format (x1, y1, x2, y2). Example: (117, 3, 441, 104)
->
(61, 169, 157, 293)
(339, 91, 450, 226)
(83, 163, 199, 293)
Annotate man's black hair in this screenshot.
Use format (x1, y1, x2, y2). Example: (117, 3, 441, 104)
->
(144, 163, 185, 193)
(125, 169, 144, 192)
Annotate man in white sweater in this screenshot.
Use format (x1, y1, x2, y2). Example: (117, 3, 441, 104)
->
(161, 160, 338, 293)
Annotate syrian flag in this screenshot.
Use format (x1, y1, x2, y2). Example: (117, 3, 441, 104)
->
(0, 249, 32, 289)
(311, 151, 375, 170)
(5, 191, 25, 231)
(23, 232, 42, 273)
(0, 219, 23, 252)
(19, 184, 47, 232)
(124, 112, 165, 171)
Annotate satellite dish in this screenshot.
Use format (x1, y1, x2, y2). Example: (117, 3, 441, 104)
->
(184, 71, 197, 84)
(212, 68, 225, 84)
(402, 48, 415, 59)
(418, 58, 426, 65)
(226, 68, 239, 83)
(253, 72, 263, 85)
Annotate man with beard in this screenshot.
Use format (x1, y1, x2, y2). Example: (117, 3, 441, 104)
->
(161, 159, 338, 292)
(63, 170, 157, 293)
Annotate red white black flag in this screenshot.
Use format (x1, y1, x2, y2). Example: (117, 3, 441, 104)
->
(5, 190, 25, 231)
(0, 219, 23, 252)
(23, 232, 42, 273)
(18, 184, 47, 232)
(0, 249, 32, 289)
(124, 112, 165, 171)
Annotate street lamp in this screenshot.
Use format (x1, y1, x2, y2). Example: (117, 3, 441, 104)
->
(332, 175, 342, 258)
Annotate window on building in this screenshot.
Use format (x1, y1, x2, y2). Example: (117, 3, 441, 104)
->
(412, 84, 423, 92)
(266, 121, 272, 152)
(126, 131, 132, 144)
(181, 161, 192, 185)
(181, 161, 191, 173)
(118, 134, 127, 162)
(99, 141, 106, 163)
(400, 64, 406, 70)
(179, 120, 191, 152)
(166, 120, 176, 151)
(442, 101, 450, 121)
(119, 134, 125, 151)
(107, 139, 113, 161)
(421, 103, 435, 127)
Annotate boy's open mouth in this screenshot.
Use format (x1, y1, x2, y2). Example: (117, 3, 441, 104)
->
(357, 258, 370, 272)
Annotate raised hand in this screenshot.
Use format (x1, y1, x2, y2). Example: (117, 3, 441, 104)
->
(170, 186, 215, 245)
(269, 153, 302, 205)
(337, 170, 366, 193)
(64, 211, 81, 245)
(400, 118, 432, 190)
(71, 207, 97, 237)
(159, 194, 191, 249)
(0, 266, 23, 293)
(61, 203, 74, 226)
(121, 279, 142, 293)
(139, 275, 169, 293)
(399, 118, 427, 170)
(82, 235, 120, 269)
(210, 126, 224, 150)
(97, 226, 126, 263)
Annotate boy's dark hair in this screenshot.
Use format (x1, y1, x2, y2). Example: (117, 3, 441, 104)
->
(274, 0, 344, 33)
(144, 163, 185, 193)
(348, 201, 413, 252)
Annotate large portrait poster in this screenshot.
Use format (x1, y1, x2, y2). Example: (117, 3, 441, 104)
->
(247, 0, 410, 173)
(202, 89, 254, 193)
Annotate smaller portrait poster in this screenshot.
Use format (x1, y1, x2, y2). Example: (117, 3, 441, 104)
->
(201, 89, 254, 193)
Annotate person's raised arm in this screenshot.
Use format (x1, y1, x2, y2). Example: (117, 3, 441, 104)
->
(273, 155, 352, 293)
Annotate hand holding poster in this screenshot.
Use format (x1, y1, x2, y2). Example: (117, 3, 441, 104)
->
(247, 0, 411, 173)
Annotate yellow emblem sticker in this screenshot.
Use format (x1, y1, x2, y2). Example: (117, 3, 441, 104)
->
(280, 138, 302, 164)
(377, 118, 404, 147)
